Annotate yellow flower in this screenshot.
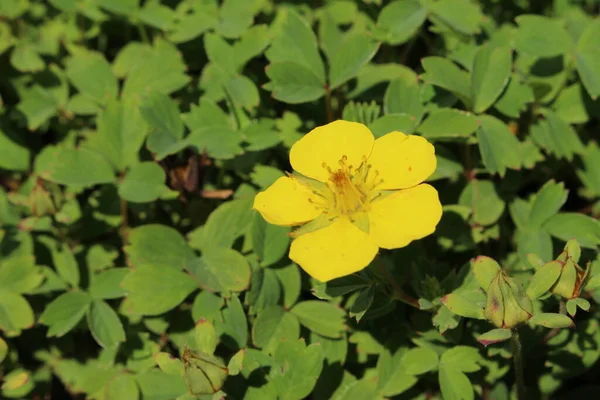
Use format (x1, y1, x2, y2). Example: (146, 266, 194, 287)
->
(253, 120, 443, 282)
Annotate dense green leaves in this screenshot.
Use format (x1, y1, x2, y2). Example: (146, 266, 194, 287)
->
(1, 1, 600, 399)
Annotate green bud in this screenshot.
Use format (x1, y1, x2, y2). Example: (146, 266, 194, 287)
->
(551, 259, 586, 299)
(484, 271, 532, 328)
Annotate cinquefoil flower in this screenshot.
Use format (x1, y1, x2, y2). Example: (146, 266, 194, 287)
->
(253, 120, 442, 282)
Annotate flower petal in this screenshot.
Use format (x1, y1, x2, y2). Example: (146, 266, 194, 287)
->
(289, 217, 379, 282)
(368, 132, 436, 190)
(290, 120, 374, 182)
(253, 176, 322, 226)
(368, 184, 442, 249)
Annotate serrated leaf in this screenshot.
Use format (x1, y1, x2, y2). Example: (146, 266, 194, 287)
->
(121, 265, 197, 316)
(376, 0, 426, 45)
(418, 109, 477, 140)
(515, 15, 573, 58)
(125, 224, 196, 271)
(328, 31, 379, 90)
(38, 147, 115, 187)
(476, 115, 522, 176)
(266, 61, 326, 104)
(429, 0, 483, 35)
(65, 51, 118, 104)
(529, 181, 568, 227)
(544, 213, 600, 249)
(39, 291, 92, 337)
(471, 45, 512, 113)
(252, 213, 290, 267)
(118, 162, 172, 203)
(252, 306, 300, 355)
(187, 248, 251, 293)
(402, 347, 439, 375)
(140, 92, 185, 160)
(459, 179, 505, 226)
(420, 57, 471, 104)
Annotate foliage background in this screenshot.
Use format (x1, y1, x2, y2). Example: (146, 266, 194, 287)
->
(1, 0, 600, 399)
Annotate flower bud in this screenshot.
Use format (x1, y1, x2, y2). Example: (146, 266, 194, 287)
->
(551, 258, 587, 299)
(484, 271, 532, 328)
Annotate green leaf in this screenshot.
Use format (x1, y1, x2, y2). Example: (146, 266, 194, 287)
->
(121, 265, 197, 316)
(85, 97, 148, 171)
(530, 111, 584, 161)
(136, 369, 187, 400)
(38, 147, 116, 187)
(477, 328, 512, 346)
(190, 320, 217, 355)
(39, 291, 92, 337)
(168, 3, 217, 43)
(140, 92, 185, 160)
(125, 224, 196, 271)
(328, 31, 379, 90)
(349, 286, 375, 323)
(384, 77, 423, 120)
(252, 213, 290, 267)
(529, 181, 568, 228)
(227, 349, 245, 376)
(118, 162, 173, 203)
(252, 306, 300, 355)
(87, 300, 126, 348)
(0, 255, 43, 294)
(291, 301, 346, 338)
(515, 15, 573, 58)
(376, 0, 426, 45)
(65, 51, 118, 104)
(0, 337, 7, 364)
(121, 39, 190, 97)
(566, 298, 590, 317)
(266, 62, 326, 104)
(402, 347, 439, 375)
(105, 374, 140, 400)
(89, 268, 129, 299)
(440, 346, 481, 372)
(378, 349, 418, 397)
(218, 295, 248, 349)
(183, 349, 228, 395)
(438, 365, 474, 400)
(270, 339, 324, 400)
(527, 261, 562, 299)
(225, 75, 260, 110)
(471, 256, 501, 291)
(459, 179, 505, 226)
(369, 114, 417, 137)
(494, 75, 534, 118)
(50, 244, 80, 288)
(441, 293, 485, 319)
(575, 20, 600, 99)
(155, 352, 185, 376)
(191, 291, 223, 323)
(187, 248, 251, 292)
(421, 57, 471, 104)
(0, 127, 29, 171)
(266, 8, 325, 84)
(204, 33, 237, 77)
(0, 292, 34, 335)
(528, 313, 574, 328)
(10, 44, 44, 73)
(476, 115, 522, 176)
(429, 0, 483, 35)
(471, 45, 512, 113)
(544, 213, 600, 249)
(418, 109, 478, 140)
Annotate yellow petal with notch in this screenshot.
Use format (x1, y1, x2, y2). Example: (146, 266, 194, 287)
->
(289, 217, 378, 282)
(290, 120, 374, 182)
(253, 176, 322, 226)
(368, 184, 442, 249)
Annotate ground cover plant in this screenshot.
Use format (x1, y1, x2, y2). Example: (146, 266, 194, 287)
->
(1, 0, 600, 399)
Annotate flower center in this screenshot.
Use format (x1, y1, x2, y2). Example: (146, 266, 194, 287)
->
(317, 155, 382, 217)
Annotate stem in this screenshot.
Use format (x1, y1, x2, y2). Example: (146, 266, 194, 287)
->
(137, 23, 150, 44)
(375, 260, 420, 309)
(511, 327, 526, 400)
(120, 198, 128, 240)
(543, 299, 567, 343)
(324, 86, 334, 123)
